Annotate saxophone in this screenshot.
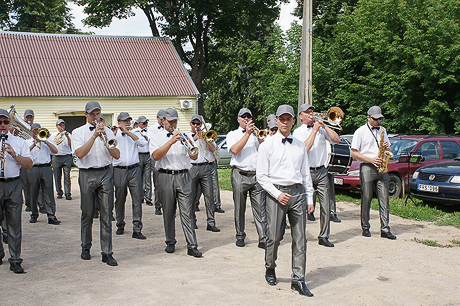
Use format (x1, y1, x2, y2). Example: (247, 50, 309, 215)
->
(377, 126, 393, 173)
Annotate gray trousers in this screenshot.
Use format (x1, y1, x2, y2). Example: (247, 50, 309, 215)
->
(328, 173, 338, 215)
(79, 167, 114, 255)
(231, 167, 267, 243)
(157, 170, 198, 249)
(210, 161, 222, 209)
(138, 153, 152, 204)
(0, 178, 24, 264)
(20, 167, 29, 208)
(190, 163, 216, 227)
(28, 166, 56, 217)
(310, 166, 331, 239)
(265, 184, 307, 283)
(359, 163, 391, 232)
(150, 159, 162, 209)
(52, 154, 72, 197)
(114, 165, 143, 233)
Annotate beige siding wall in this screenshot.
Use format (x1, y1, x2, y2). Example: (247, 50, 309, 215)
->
(0, 96, 197, 131)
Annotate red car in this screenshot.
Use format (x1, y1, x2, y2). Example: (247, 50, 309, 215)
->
(333, 135, 460, 198)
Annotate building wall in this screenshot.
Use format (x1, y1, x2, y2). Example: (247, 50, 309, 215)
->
(0, 96, 198, 132)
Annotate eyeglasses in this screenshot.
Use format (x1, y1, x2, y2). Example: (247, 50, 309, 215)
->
(139, 122, 148, 125)
(191, 122, 202, 126)
(240, 114, 252, 119)
(371, 117, 382, 121)
(270, 128, 278, 132)
(0, 120, 10, 125)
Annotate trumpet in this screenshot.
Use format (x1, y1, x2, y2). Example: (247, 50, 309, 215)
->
(95, 121, 117, 149)
(251, 126, 267, 140)
(177, 129, 199, 156)
(32, 127, 50, 149)
(54, 131, 68, 145)
(198, 118, 218, 143)
(312, 106, 344, 130)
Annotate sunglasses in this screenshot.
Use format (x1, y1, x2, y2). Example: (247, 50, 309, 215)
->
(371, 117, 382, 121)
(139, 122, 148, 125)
(191, 122, 202, 125)
(240, 114, 252, 119)
(0, 120, 10, 125)
(270, 128, 278, 132)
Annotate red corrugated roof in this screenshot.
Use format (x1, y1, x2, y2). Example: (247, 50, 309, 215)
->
(0, 32, 199, 97)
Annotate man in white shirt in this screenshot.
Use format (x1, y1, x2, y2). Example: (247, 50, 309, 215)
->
(135, 116, 152, 207)
(26, 123, 61, 225)
(72, 101, 120, 266)
(227, 108, 267, 248)
(50, 119, 72, 201)
(188, 115, 220, 232)
(257, 105, 314, 297)
(147, 109, 166, 215)
(0, 109, 33, 273)
(293, 104, 340, 248)
(113, 112, 148, 240)
(351, 106, 396, 240)
(21, 109, 35, 213)
(150, 108, 202, 257)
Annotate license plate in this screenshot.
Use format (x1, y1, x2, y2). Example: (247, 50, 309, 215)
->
(417, 184, 439, 193)
(334, 177, 343, 185)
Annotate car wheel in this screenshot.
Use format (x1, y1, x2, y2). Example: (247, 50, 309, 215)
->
(388, 174, 402, 199)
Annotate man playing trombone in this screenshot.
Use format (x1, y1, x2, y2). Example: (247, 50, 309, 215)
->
(50, 119, 72, 200)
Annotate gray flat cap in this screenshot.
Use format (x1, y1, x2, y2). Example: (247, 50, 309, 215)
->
(0, 109, 10, 118)
(268, 120, 278, 129)
(298, 104, 315, 114)
(276, 105, 295, 118)
(164, 108, 179, 121)
(100, 114, 105, 120)
(24, 109, 34, 117)
(85, 101, 101, 113)
(238, 108, 252, 117)
(191, 115, 203, 123)
(266, 114, 276, 123)
(138, 116, 148, 123)
(56, 119, 65, 125)
(157, 109, 166, 119)
(117, 112, 132, 121)
(368, 106, 384, 118)
(31, 123, 41, 130)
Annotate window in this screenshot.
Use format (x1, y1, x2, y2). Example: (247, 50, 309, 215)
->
(415, 141, 440, 161)
(440, 141, 460, 159)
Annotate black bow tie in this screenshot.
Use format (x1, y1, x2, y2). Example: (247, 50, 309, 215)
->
(306, 125, 313, 128)
(166, 132, 174, 137)
(158, 126, 163, 129)
(1, 134, 8, 140)
(89, 125, 96, 131)
(372, 126, 380, 130)
(141, 128, 147, 132)
(282, 137, 293, 144)
(192, 133, 196, 137)
(121, 133, 126, 136)
(242, 130, 246, 133)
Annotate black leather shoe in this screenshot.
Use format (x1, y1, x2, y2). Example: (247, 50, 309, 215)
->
(29, 216, 37, 223)
(265, 269, 277, 286)
(57, 194, 63, 199)
(102, 254, 118, 266)
(307, 213, 316, 221)
(194, 224, 198, 229)
(155, 208, 162, 215)
(165, 243, 175, 253)
(206, 225, 220, 232)
(187, 247, 203, 257)
(381, 231, 397, 240)
(146, 201, 153, 206)
(330, 214, 341, 223)
(291, 281, 313, 297)
(362, 229, 371, 237)
(25, 206, 31, 212)
(0, 251, 4, 265)
(215, 207, 225, 213)
(318, 237, 334, 247)
(48, 216, 61, 225)
(116, 228, 124, 235)
(65, 194, 72, 200)
(93, 211, 99, 219)
(258, 241, 266, 249)
(132, 232, 147, 240)
(110, 214, 115, 221)
(39, 207, 47, 214)
(10, 262, 24, 274)
(236, 239, 245, 247)
(81, 248, 91, 260)
(194, 206, 200, 212)
(2, 235, 7, 244)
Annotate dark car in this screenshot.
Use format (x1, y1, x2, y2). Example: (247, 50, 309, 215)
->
(216, 134, 231, 167)
(334, 135, 460, 198)
(409, 154, 460, 204)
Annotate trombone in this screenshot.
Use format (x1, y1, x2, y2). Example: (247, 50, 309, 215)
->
(312, 106, 344, 130)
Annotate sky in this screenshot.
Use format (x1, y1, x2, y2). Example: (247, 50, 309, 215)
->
(68, 1, 299, 36)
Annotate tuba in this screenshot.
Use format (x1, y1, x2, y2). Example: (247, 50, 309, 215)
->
(312, 107, 344, 130)
(377, 126, 393, 173)
(7, 105, 32, 140)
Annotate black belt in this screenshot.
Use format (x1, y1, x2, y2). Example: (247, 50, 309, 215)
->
(0, 176, 20, 182)
(274, 183, 301, 189)
(139, 152, 150, 155)
(33, 163, 51, 167)
(159, 168, 188, 175)
(310, 165, 325, 171)
(56, 154, 72, 157)
(193, 162, 211, 166)
(80, 165, 111, 171)
(114, 164, 139, 170)
(234, 167, 256, 176)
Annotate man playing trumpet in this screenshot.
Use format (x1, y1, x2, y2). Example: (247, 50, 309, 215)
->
(50, 119, 72, 200)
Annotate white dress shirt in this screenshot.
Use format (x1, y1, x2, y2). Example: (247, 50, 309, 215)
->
(26, 138, 54, 165)
(226, 127, 259, 171)
(113, 130, 148, 166)
(71, 123, 117, 169)
(292, 124, 332, 168)
(351, 123, 390, 159)
(149, 129, 193, 170)
(256, 132, 314, 204)
(186, 132, 217, 164)
(133, 127, 150, 153)
(49, 131, 72, 155)
(3, 132, 32, 178)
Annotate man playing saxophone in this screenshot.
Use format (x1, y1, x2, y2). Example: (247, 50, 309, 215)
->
(350, 106, 396, 240)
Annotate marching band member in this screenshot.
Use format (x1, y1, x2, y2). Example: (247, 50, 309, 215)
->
(227, 108, 267, 248)
(293, 104, 340, 248)
(135, 116, 153, 206)
(150, 108, 202, 257)
(188, 115, 220, 232)
(26, 123, 61, 225)
(72, 101, 120, 266)
(50, 119, 72, 200)
(350, 106, 396, 239)
(257, 105, 314, 296)
(21, 109, 35, 212)
(267, 120, 278, 137)
(113, 112, 148, 240)
(0, 109, 33, 273)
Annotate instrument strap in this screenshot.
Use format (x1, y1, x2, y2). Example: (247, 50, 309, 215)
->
(367, 123, 380, 147)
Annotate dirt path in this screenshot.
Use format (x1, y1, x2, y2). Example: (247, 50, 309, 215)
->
(1, 173, 460, 305)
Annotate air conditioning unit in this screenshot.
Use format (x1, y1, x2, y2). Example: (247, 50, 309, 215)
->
(180, 100, 193, 110)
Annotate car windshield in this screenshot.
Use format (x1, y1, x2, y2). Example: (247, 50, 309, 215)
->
(216, 135, 226, 146)
(390, 138, 419, 159)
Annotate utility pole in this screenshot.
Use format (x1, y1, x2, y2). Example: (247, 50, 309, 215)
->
(297, 0, 312, 125)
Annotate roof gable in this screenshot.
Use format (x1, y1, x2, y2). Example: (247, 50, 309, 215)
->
(0, 32, 199, 98)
